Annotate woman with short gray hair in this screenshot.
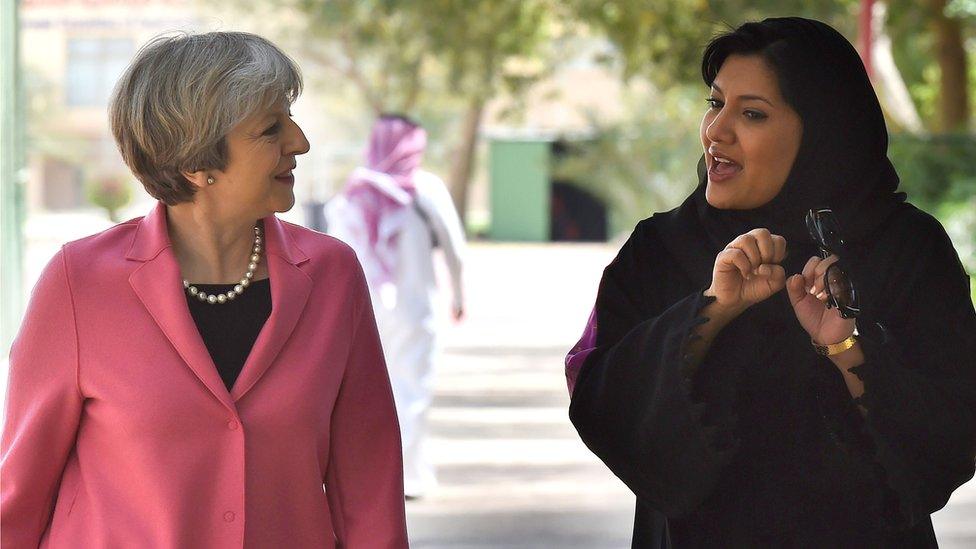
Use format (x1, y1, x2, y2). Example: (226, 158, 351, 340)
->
(1, 31, 408, 548)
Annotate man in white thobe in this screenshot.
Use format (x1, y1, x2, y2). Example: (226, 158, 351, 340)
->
(326, 115, 465, 498)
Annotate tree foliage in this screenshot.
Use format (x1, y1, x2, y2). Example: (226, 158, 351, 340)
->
(220, 0, 973, 233)
(563, 0, 858, 87)
(225, 0, 560, 220)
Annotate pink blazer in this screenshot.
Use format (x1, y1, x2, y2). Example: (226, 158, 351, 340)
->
(1, 203, 408, 548)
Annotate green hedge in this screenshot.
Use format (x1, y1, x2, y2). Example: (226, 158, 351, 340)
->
(889, 133, 976, 301)
(889, 133, 976, 210)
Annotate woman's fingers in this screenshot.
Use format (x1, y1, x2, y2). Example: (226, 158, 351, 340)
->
(727, 234, 762, 272)
(719, 247, 754, 279)
(814, 255, 839, 277)
(786, 274, 807, 306)
(771, 234, 787, 264)
(712, 231, 788, 307)
(808, 255, 838, 297)
(747, 228, 785, 265)
(747, 228, 776, 265)
(759, 264, 787, 290)
(797, 255, 837, 303)
(728, 229, 785, 275)
(801, 255, 820, 288)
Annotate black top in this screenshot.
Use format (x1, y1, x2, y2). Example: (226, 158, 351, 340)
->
(569, 208, 976, 548)
(186, 279, 272, 391)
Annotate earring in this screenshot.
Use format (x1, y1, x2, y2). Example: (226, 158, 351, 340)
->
(206, 175, 215, 185)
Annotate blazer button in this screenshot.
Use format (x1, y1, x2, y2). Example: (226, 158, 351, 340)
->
(224, 511, 236, 522)
(227, 420, 239, 430)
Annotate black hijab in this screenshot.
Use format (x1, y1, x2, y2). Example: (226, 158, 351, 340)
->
(657, 17, 906, 289)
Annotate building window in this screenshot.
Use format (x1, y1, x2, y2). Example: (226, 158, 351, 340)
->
(41, 156, 84, 210)
(65, 37, 133, 107)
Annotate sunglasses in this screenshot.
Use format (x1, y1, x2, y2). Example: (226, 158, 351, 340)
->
(805, 208, 860, 319)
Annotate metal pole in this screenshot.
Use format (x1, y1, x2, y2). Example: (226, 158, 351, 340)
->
(859, 0, 876, 79)
(1, 0, 25, 357)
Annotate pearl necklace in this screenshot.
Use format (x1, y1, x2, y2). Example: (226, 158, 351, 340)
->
(183, 225, 263, 305)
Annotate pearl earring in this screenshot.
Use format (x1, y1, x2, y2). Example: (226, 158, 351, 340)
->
(206, 175, 215, 185)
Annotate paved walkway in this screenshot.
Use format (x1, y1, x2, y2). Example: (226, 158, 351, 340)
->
(405, 242, 632, 548)
(10, 224, 974, 547)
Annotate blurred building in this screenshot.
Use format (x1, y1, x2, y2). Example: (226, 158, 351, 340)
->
(20, 0, 200, 215)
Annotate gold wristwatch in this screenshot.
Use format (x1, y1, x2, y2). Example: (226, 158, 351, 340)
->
(813, 330, 858, 356)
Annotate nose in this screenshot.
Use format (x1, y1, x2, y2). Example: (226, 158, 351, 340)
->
(704, 107, 735, 145)
(285, 118, 310, 156)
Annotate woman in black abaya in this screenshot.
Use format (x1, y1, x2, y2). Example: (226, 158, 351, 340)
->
(566, 17, 976, 547)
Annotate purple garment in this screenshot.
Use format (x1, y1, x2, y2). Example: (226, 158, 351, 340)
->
(341, 117, 428, 285)
(565, 306, 598, 394)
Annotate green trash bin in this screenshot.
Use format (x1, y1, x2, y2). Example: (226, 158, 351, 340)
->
(488, 138, 551, 242)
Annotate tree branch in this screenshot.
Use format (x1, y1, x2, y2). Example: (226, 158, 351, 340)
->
(336, 30, 385, 115)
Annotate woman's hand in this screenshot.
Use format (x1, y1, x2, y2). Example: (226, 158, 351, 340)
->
(787, 255, 856, 345)
(705, 228, 788, 315)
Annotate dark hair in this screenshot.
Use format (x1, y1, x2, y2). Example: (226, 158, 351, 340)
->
(701, 23, 800, 113)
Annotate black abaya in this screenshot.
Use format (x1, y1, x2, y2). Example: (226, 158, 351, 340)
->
(567, 17, 976, 548)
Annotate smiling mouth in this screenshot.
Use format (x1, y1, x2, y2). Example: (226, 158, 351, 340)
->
(274, 170, 295, 185)
(708, 154, 742, 179)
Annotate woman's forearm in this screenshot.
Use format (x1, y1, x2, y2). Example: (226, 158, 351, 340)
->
(686, 292, 746, 368)
(829, 342, 867, 415)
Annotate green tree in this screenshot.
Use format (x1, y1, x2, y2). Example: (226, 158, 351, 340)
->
(551, 85, 705, 233)
(223, 0, 558, 224)
(86, 173, 133, 223)
(289, 0, 428, 114)
(888, 0, 973, 131)
(570, 0, 972, 131)
(563, 0, 857, 87)
(416, 0, 555, 221)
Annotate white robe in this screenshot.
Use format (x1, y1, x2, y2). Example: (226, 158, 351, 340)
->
(326, 170, 465, 497)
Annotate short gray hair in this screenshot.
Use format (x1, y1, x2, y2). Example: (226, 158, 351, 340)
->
(109, 31, 302, 205)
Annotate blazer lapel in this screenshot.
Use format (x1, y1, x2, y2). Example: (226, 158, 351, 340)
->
(127, 203, 236, 411)
(231, 216, 312, 402)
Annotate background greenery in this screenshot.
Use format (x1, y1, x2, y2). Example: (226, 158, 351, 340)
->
(220, 0, 975, 298)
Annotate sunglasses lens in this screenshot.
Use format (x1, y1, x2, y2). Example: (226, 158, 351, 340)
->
(826, 263, 855, 310)
(805, 210, 819, 240)
(816, 211, 844, 252)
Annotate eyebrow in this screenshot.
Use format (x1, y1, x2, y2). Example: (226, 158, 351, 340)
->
(255, 113, 280, 131)
(245, 115, 278, 137)
(711, 83, 774, 107)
